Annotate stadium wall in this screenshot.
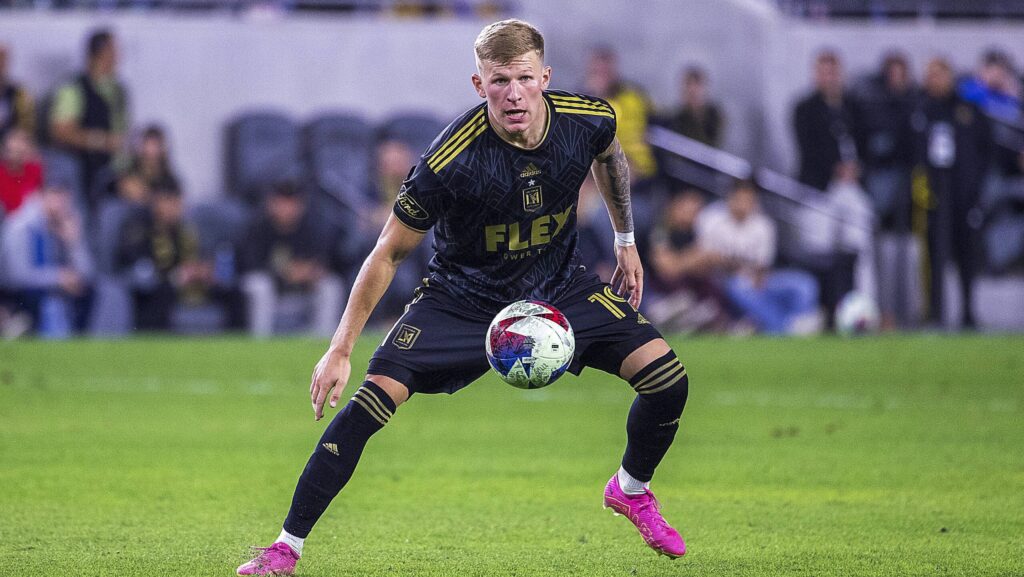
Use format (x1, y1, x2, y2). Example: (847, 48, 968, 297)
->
(2, 5, 1023, 199)
(0, 13, 483, 199)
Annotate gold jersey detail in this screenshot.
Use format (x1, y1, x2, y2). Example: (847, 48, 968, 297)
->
(429, 121, 488, 173)
(554, 107, 615, 119)
(548, 94, 613, 113)
(427, 109, 485, 170)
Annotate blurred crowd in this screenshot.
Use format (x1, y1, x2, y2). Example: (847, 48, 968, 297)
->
(0, 29, 1021, 339)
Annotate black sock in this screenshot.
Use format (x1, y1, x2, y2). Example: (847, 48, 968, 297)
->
(282, 382, 397, 538)
(622, 350, 689, 482)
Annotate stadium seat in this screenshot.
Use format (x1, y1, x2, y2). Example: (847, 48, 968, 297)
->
(985, 211, 1024, 274)
(377, 112, 445, 156)
(187, 198, 253, 264)
(304, 112, 375, 215)
(225, 111, 303, 202)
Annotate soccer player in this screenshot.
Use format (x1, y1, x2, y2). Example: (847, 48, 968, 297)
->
(238, 19, 690, 575)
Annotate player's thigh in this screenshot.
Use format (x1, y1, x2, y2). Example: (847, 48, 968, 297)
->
(367, 290, 491, 396)
(556, 280, 666, 378)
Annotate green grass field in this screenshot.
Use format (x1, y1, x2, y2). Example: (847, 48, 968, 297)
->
(1, 335, 1023, 577)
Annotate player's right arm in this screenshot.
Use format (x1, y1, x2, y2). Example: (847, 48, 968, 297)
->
(310, 214, 425, 420)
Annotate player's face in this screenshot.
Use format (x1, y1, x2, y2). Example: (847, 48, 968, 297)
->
(473, 51, 551, 137)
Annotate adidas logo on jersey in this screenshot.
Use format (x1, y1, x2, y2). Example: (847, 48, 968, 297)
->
(322, 443, 339, 456)
(520, 163, 542, 178)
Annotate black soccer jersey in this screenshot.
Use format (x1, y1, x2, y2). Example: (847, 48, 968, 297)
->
(392, 89, 617, 314)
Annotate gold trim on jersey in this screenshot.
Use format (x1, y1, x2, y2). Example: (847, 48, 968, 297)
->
(548, 94, 614, 113)
(553, 107, 615, 119)
(427, 108, 486, 172)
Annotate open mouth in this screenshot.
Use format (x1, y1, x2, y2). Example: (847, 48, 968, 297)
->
(504, 109, 528, 122)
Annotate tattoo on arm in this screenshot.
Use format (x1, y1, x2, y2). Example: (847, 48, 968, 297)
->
(594, 140, 634, 233)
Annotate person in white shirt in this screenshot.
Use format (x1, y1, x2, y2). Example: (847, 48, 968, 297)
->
(696, 179, 820, 334)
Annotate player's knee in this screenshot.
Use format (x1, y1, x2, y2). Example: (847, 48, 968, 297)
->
(346, 381, 398, 427)
(629, 350, 689, 413)
(317, 381, 398, 454)
(366, 374, 411, 408)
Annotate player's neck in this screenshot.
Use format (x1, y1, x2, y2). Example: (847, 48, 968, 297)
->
(488, 105, 548, 150)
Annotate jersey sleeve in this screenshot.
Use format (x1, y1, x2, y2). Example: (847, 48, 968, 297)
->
(591, 97, 617, 158)
(392, 159, 450, 232)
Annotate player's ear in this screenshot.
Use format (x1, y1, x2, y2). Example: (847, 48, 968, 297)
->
(541, 66, 552, 90)
(471, 73, 486, 98)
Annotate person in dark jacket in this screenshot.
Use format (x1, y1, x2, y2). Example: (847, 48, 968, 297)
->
(856, 52, 920, 328)
(666, 66, 725, 148)
(49, 29, 128, 209)
(914, 58, 993, 329)
(116, 185, 214, 331)
(240, 182, 344, 337)
(793, 50, 863, 191)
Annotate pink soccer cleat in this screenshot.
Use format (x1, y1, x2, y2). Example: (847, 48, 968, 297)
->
(603, 474, 687, 558)
(236, 542, 300, 576)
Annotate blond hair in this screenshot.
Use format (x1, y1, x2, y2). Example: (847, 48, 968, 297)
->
(474, 19, 544, 65)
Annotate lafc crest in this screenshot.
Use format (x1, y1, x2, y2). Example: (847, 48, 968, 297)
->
(392, 323, 421, 350)
(522, 186, 543, 212)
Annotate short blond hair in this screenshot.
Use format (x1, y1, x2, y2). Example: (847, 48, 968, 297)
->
(474, 19, 544, 65)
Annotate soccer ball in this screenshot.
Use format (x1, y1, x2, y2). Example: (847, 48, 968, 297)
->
(835, 291, 880, 335)
(485, 300, 575, 389)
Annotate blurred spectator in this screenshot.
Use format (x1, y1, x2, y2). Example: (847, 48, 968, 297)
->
(958, 48, 1022, 123)
(116, 185, 218, 331)
(790, 161, 877, 318)
(794, 50, 863, 191)
(126, 125, 180, 192)
(371, 138, 414, 230)
(0, 182, 93, 338)
(856, 52, 919, 328)
(116, 172, 150, 205)
(0, 43, 35, 140)
(959, 49, 1024, 181)
(240, 182, 343, 337)
(697, 179, 820, 335)
(0, 128, 43, 215)
(113, 125, 180, 205)
(915, 58, 992, 329)
(368, 137, 431, 322)
(646, 189, 724, 333)
(666, 66, 725, 148)
(584, 46, 657, 180)
(49, 29, 129, 210)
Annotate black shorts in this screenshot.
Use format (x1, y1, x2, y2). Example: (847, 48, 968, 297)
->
(367, 271, 663, 395)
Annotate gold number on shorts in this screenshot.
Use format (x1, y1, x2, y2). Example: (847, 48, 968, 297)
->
(588, 292, 626, 319)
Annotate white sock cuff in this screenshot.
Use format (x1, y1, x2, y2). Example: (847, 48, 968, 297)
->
(276, 528, 304, 556)
(617, 466, 650, 495)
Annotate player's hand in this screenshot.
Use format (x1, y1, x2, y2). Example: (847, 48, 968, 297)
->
(611, 243, 644, 309)
(310, 348, 352, 421)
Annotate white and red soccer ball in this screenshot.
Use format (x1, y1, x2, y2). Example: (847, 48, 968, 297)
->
(486, 300, 575, 389)
(835, 291, 881, 336)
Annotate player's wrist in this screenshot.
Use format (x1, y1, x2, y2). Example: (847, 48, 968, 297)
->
(614, 231, 636, 247)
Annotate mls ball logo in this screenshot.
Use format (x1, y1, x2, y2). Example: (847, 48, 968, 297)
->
(392, 324, 422, 350)
(522, 186, 543, 212)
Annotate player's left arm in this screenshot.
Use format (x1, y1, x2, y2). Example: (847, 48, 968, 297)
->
(591, 136, 643, 308)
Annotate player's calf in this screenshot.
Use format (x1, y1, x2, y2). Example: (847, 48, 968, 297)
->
(283, 381, 398, 538)
(605, 349, 689, 558)
(239, 381, 400, 575)
(623, 350, 689, 482)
